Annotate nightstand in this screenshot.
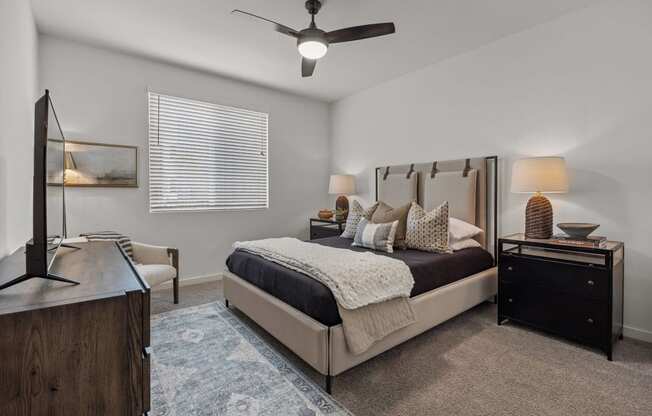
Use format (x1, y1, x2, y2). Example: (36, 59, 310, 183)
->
(310, 218, 346, 240)
(498, 233, 624, 360)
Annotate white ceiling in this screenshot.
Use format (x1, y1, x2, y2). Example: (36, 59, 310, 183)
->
(32, 0, 599, 102)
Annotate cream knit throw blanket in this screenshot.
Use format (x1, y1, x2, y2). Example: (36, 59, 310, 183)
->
(233, 237, 416, 354)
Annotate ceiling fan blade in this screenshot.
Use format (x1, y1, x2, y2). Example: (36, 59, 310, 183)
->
(326, 22, 395, 44)
(302, 58, 317, 77)
(231, 10, 299, 37)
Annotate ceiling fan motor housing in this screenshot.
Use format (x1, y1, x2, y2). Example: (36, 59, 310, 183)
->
(298, 27, 328, 47)
(297, 27, 329, 60)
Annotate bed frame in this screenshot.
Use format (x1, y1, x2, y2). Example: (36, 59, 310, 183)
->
(224, 156, 498, 393)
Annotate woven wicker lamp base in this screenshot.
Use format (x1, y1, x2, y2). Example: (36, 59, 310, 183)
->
(335, 195, 349, 220)
(525, 193, 553, 239)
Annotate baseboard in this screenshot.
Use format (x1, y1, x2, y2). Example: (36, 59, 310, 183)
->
(623, 325, 652, 343)
(152, 273, 223, 292)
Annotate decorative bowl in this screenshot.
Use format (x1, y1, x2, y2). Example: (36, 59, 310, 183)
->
(318, 209, 334, 220)
(557, 223, 600, 239)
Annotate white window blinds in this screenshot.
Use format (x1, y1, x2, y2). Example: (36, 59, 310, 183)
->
(148, 92, 269, 212)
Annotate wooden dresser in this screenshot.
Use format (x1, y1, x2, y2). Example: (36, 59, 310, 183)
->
(498, 234, 624, 360)
(0, 242, 151, 416)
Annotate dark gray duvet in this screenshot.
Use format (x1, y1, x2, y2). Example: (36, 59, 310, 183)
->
(226, 236, 493, 326)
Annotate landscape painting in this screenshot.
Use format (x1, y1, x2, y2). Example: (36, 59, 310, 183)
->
(63, 140, 138, 187)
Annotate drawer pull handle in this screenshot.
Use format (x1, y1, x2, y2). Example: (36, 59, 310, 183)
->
(587, 280, 595, 286)
(587, 318, 594, 324)
(507, 266, 513, 271)
(508, 298, 513, 303)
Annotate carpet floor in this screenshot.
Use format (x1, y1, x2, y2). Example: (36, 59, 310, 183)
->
(152, 282, 652, 416)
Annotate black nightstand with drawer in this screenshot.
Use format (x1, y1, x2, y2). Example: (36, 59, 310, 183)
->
(498, 233, 624, 360)
(310, 218, 346, 240)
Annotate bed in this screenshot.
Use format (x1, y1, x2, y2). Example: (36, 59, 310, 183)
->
(223, 156, 498, 393)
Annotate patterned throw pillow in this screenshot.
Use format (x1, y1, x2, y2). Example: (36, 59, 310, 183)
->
(406, 201, 450, 253)
(341, 200, 379, 239)
(352, 219, 399, 253)
(80, 231, 134, 259)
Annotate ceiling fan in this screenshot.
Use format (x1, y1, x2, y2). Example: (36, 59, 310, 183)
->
(232, 0, 396, 77)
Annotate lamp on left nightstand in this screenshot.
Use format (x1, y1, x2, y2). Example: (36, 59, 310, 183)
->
(329, 174, 356, 220)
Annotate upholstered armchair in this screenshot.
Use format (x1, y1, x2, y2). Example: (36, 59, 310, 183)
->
(132, 243, 180, 304)
(68, 233, 180, 304)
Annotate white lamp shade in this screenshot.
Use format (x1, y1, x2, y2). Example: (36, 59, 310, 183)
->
(329, 174, 356, 195)
(511, 157, 569, 193)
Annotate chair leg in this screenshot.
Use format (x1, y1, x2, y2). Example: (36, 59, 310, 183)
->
(173, 276, 179, 304)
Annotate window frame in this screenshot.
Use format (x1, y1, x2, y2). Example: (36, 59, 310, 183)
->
(147, 91, 269, 213)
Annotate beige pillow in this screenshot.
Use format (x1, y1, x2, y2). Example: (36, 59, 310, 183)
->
(371, 201, 411, 249)
(406, 201, 450, 253)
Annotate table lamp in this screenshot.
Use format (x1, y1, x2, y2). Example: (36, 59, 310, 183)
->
(511, 157, 569, 239)
(329, 174, 356, 220)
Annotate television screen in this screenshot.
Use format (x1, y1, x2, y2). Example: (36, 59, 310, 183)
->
(45, 97, 65, 261)
(0, 90, 79, 292)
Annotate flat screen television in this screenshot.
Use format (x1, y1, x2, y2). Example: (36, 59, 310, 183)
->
(0, 90, 79, 291)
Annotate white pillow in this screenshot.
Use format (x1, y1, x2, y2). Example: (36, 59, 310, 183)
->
(449, 217, 483, 242)
(450, 238, 482, 251)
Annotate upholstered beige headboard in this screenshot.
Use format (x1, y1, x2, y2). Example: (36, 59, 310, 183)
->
(376, 172, 418, 208)
(375, 157, 498, 260)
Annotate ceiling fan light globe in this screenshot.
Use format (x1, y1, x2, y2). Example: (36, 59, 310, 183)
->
(298, 40, 328, 59)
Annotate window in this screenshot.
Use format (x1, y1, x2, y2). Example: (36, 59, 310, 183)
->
(148, 92, 269, 212)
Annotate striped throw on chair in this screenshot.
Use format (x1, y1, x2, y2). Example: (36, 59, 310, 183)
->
(80, 231, 134, 259)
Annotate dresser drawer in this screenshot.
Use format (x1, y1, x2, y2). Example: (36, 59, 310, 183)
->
(499, 254, 609, 301)
(310, 226, 341, 240)
(499, 283, 607, 345)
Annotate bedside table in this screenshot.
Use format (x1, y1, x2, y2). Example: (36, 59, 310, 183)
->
(310, 218, 346, 240)
(498, 233, 624, 360)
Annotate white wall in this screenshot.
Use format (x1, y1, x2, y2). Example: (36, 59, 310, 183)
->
(331, 0, 652, 341)
(39, 36, 331, 278)
(0, 0, 38, 257)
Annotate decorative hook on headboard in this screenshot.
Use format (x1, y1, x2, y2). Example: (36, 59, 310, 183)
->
(406, 164, 415, 179)
(462, 158, 471, 177)
(383, 166, 390, 181)
(430, 161, 439, 178)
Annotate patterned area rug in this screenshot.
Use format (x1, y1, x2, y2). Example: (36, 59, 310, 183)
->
(150, 301, 353, 416)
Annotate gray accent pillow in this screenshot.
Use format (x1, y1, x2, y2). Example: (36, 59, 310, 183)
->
(341, 200, 379, 239)
(406, 201, 450, 253)
(352, 219, 399, 253)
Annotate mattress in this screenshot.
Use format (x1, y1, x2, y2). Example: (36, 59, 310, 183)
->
(225, 236, 494, 326)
